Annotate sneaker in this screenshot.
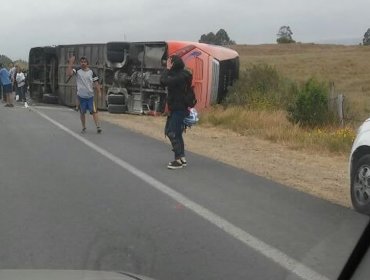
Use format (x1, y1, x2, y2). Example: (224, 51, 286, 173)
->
(81, 127, 86, 134)
(167, 160, 183, 169)
(180, 157, 187, 167)
(97, 127, 102, 134)
(4, 104, 10, 107)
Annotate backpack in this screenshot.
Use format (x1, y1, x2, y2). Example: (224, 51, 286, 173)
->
(183, 68, 197, 108)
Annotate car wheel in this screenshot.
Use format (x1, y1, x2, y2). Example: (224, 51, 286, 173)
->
(351, 154, 370, 215)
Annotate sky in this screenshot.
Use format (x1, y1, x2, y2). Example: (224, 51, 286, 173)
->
(1, 0, 370, 60)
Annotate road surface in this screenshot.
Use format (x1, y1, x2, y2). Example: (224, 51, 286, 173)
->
(0, 103, 368, 280)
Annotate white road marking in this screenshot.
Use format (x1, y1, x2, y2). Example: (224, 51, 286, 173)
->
(33, 107, 330, 280)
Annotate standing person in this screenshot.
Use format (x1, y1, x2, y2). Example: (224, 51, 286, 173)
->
(0, 63, 14, 107)
(8, 63, 16, 100)
(160, 55, 190, 169)
(15, 66, 26, 102)
(66, 56, 102, 134)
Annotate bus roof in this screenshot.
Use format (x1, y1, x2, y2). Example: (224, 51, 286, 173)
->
(167, 40, 238, 61)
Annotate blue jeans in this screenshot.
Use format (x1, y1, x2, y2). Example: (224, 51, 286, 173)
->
(165, 110, 187, 159)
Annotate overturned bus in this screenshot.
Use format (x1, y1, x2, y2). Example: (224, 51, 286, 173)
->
(28, 41, 239, 115)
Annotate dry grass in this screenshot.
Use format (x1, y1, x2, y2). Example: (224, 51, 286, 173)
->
(200, 106, 356, 155)
(200, 106, 290, 133)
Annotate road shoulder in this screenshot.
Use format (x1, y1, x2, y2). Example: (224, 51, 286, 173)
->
(100, 112, 350, 208)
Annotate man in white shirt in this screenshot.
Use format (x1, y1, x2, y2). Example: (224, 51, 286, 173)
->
(66, 56, 102, 134)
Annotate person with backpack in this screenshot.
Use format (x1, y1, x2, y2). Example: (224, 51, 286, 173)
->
(160, 55, 191, 169)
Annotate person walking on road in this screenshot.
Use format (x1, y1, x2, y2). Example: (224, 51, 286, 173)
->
(160, 55, 190, 169)
(0, 63, 14, 107)
(66, 56, 102, 134)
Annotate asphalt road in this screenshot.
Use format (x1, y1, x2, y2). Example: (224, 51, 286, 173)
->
(0, 103, 368, 280)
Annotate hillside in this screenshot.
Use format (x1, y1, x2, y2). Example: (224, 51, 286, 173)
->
(230, 43, 370, 123)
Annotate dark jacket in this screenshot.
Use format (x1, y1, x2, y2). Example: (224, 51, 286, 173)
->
(160, 56, 190, 112)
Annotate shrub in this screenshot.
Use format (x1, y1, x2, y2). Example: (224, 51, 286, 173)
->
(287, 79, 334, 127)
(224, 64, 297, 110)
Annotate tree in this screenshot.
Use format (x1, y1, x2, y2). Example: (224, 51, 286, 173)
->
(199, 29, 236, 45)
(0, 55, 13, 67)
(14, 59, 28, 70)
(215, 29, 230, 45)
(363, 28, 370, 45)
(0, 56, 28, 70)
(199, 32, 216, 44)
(277, 26, 295, 44)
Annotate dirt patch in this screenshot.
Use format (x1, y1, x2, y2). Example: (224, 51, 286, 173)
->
(100, 112, 351, 208)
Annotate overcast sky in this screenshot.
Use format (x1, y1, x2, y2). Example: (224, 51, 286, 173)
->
(1, 0, 369, 60)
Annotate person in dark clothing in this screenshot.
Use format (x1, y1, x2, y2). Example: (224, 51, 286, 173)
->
(160, 55, 191, 169)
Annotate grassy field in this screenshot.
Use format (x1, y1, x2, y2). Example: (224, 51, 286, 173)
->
(231, 44, 370, 121)
(200, 43, 370, 155)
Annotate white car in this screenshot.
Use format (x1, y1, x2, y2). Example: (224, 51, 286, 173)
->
(350, 118, 370, 214)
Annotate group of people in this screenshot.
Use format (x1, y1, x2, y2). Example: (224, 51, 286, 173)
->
(68, 54, 192, 169)
(1, 54, 190, 169)
(0, 62, 27, 107)
(2, 54, 192, 169)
